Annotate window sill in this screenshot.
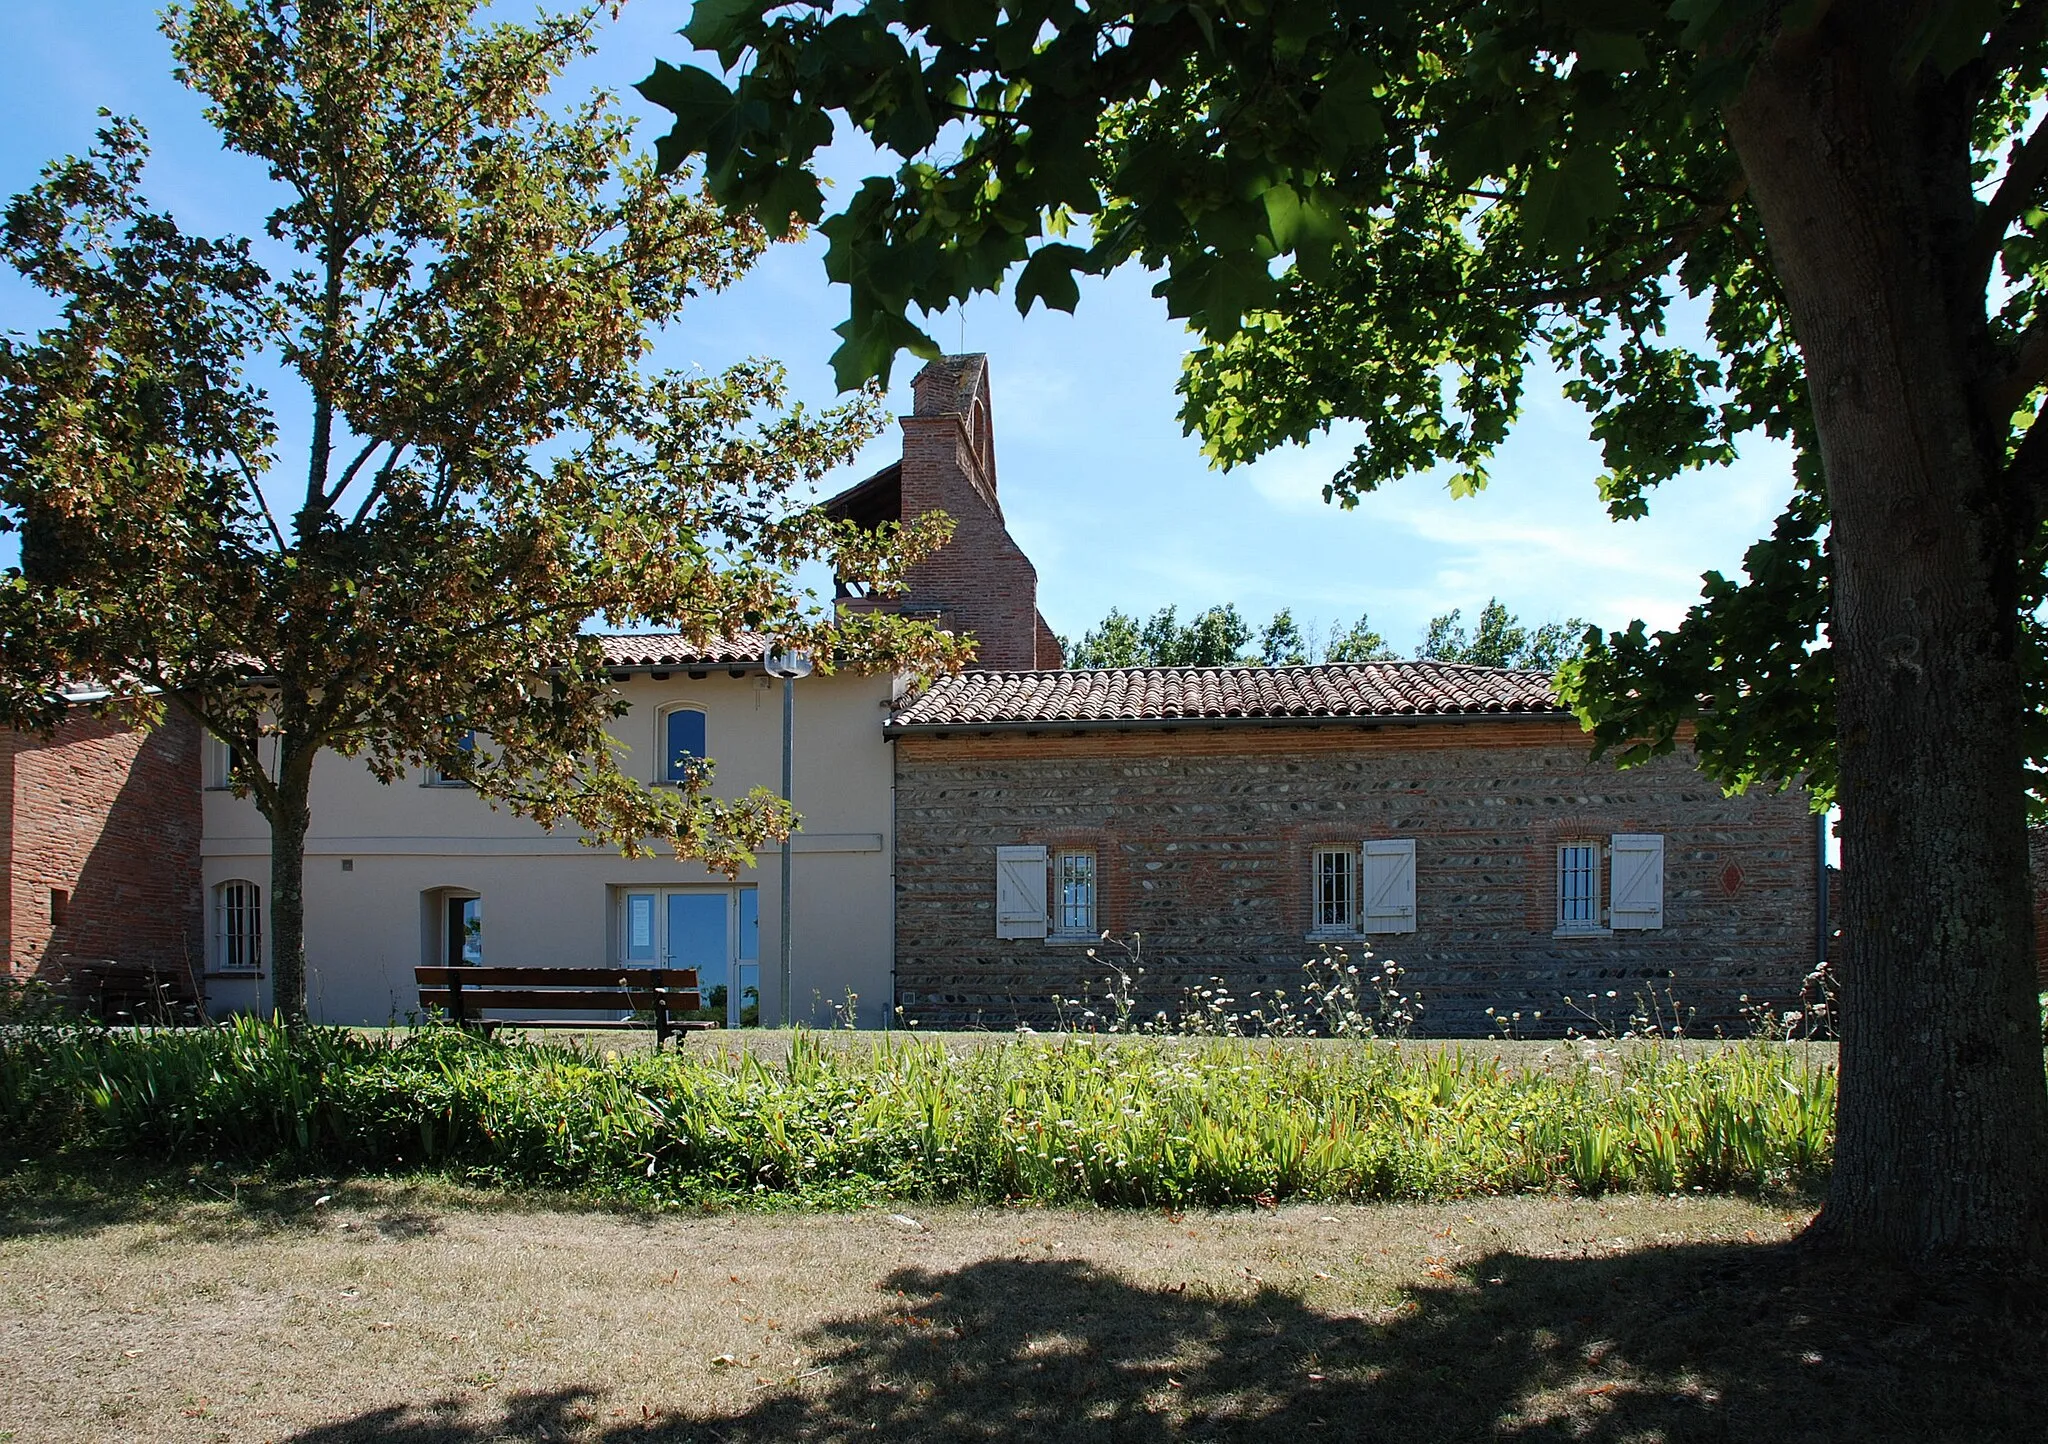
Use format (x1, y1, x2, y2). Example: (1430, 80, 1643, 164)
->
(1553, 925, 1614, 939)
(419, 780, 472, 789)
(202, 970, 265, 980)
(1043, 933, 1100, 947)
(1305, 930, 1364, 943)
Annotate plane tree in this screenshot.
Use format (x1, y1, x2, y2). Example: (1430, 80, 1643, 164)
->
(0, 0, 963, 1022)
(642, 0, 2048, 1257)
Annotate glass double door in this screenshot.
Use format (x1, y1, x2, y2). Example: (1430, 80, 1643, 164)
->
(620, 887, 760, 1027)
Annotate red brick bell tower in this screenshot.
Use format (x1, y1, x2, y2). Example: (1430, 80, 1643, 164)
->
(824, 355, 1062, 670)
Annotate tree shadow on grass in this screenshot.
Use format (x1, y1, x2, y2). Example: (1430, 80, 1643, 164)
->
(0, 1164, 380, 1242)
(278, 1239, 2047, 1444)
(0, 1163, 678, 1243)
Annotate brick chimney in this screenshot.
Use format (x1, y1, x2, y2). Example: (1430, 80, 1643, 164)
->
(829, 355, 1062, 670)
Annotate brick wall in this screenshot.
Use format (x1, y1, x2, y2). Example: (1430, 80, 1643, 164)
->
(896, 356, 1046, 671)
(892, 720, 1819, 1035)
(2, 709, 202, 981)
(1034, 613, 1064, 669)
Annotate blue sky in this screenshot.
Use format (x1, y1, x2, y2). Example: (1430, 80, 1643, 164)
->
(0, 2, 1798, 653)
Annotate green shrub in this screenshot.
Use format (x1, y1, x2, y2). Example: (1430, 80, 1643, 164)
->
(0, 1018, 1835, 1206)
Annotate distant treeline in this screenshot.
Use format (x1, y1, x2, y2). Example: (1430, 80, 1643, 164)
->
(1061, 599, 1588, 672)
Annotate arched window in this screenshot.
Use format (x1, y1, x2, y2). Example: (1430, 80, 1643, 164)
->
(656, 706, 707, 784)
(214, 880, 263, 972)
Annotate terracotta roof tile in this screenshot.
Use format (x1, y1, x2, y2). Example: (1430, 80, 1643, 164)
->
(888, 662, 1565, 728)
(596, 631, 776, 668)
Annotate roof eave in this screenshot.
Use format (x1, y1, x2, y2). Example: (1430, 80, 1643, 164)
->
(884, 709, 1578, 736)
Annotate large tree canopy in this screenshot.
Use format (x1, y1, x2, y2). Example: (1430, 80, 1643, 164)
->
(645, 1, 2048, 1257)
(0, 0, 963, 1021)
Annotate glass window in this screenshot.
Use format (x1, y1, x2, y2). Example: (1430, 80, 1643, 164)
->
(668, 891, 728, 1023)
(1053, 849, 1097, 935)
(425, 730, 475, 786)
(202, 732, 235, 790)
(624, 892, 657, 963)
(664, 708, 707, 783)
(446, 895, 482, 966)
(215, 881, 262, 971)
(735, 887, 760, 1026)
(1313, 847, 1356, 932)
(1557, 843, 1601, 928)
(737, 887, 759, 961)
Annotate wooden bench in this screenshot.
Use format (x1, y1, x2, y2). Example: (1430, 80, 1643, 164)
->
(52, 956, 204, 1025)
(414, 966, 705, 1047)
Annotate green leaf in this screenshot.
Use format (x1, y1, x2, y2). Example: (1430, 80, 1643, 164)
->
(1574, 30, 1647, 74)
(754, 165, 826, 238)
(923, 0, 1000, 45)
(636, 62, 744, 167)
(1899, 0, 2004, 78)
(1259, 181, 1344, 257)
(1014, 243, 1087, 316)
(681, 0, 762, 54)
(1262, 182, 1306, 251)
(1520, 148, 1622, 250)
(1162, 250, 1274, 338)
(830, 310, 936, 391)
(1308, 58, 1385, 164)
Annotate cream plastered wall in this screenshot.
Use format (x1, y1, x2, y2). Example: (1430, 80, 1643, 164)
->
(201, 669, 900, 1028)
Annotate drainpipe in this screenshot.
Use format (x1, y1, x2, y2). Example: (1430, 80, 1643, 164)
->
(1815, 809, 1830, 967)
(762, 645, 812, 1027)
(780, 673, 794, 1026)
(887, 726, 898, 1033)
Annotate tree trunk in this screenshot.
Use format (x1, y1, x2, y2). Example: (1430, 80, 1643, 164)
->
(267, 742, 315, 1027)
(1724, 16, 2048, 1257)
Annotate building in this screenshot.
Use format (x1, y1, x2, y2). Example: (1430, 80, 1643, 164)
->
(885, 665, 1823, 1033)
(823, 353, 1063, 670)
(1, 708, 202, 997)
(5, 353, 1844, 1031)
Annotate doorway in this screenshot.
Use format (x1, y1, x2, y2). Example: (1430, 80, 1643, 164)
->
(618, 887, 759, 1027)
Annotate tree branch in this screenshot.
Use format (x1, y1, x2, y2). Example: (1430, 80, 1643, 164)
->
(229, 448, 290, 552)
(326, 435, 385, 508)
(1973, 110, 2048, 279)
(2000, 394, 2048, 537)
(346, 441, 412, 527)
(1494, 177, 1747, 312)
(428, 450, 472, 522)
(1983, 311, 2048, 417)
(443, 596, 603, 645)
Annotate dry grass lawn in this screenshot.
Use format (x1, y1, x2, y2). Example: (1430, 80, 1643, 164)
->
(3, 1175, 2041, 1443)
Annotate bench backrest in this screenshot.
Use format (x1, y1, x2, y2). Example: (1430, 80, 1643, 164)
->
(414, 965, 701, 1016)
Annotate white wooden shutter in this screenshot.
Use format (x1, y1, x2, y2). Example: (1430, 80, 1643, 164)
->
(1362, 838, 1417, 934)
(1609, 833, 1665, 929)
(995, 845, 1048, 940)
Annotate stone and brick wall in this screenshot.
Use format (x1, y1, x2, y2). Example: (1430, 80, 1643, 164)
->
(892, 719, 1820, 1035)
(2, 709, 202, 982)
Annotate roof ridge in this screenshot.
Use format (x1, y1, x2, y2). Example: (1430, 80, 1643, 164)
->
(944, 658, 1552, 679)
(891, 659, 1565, 727)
